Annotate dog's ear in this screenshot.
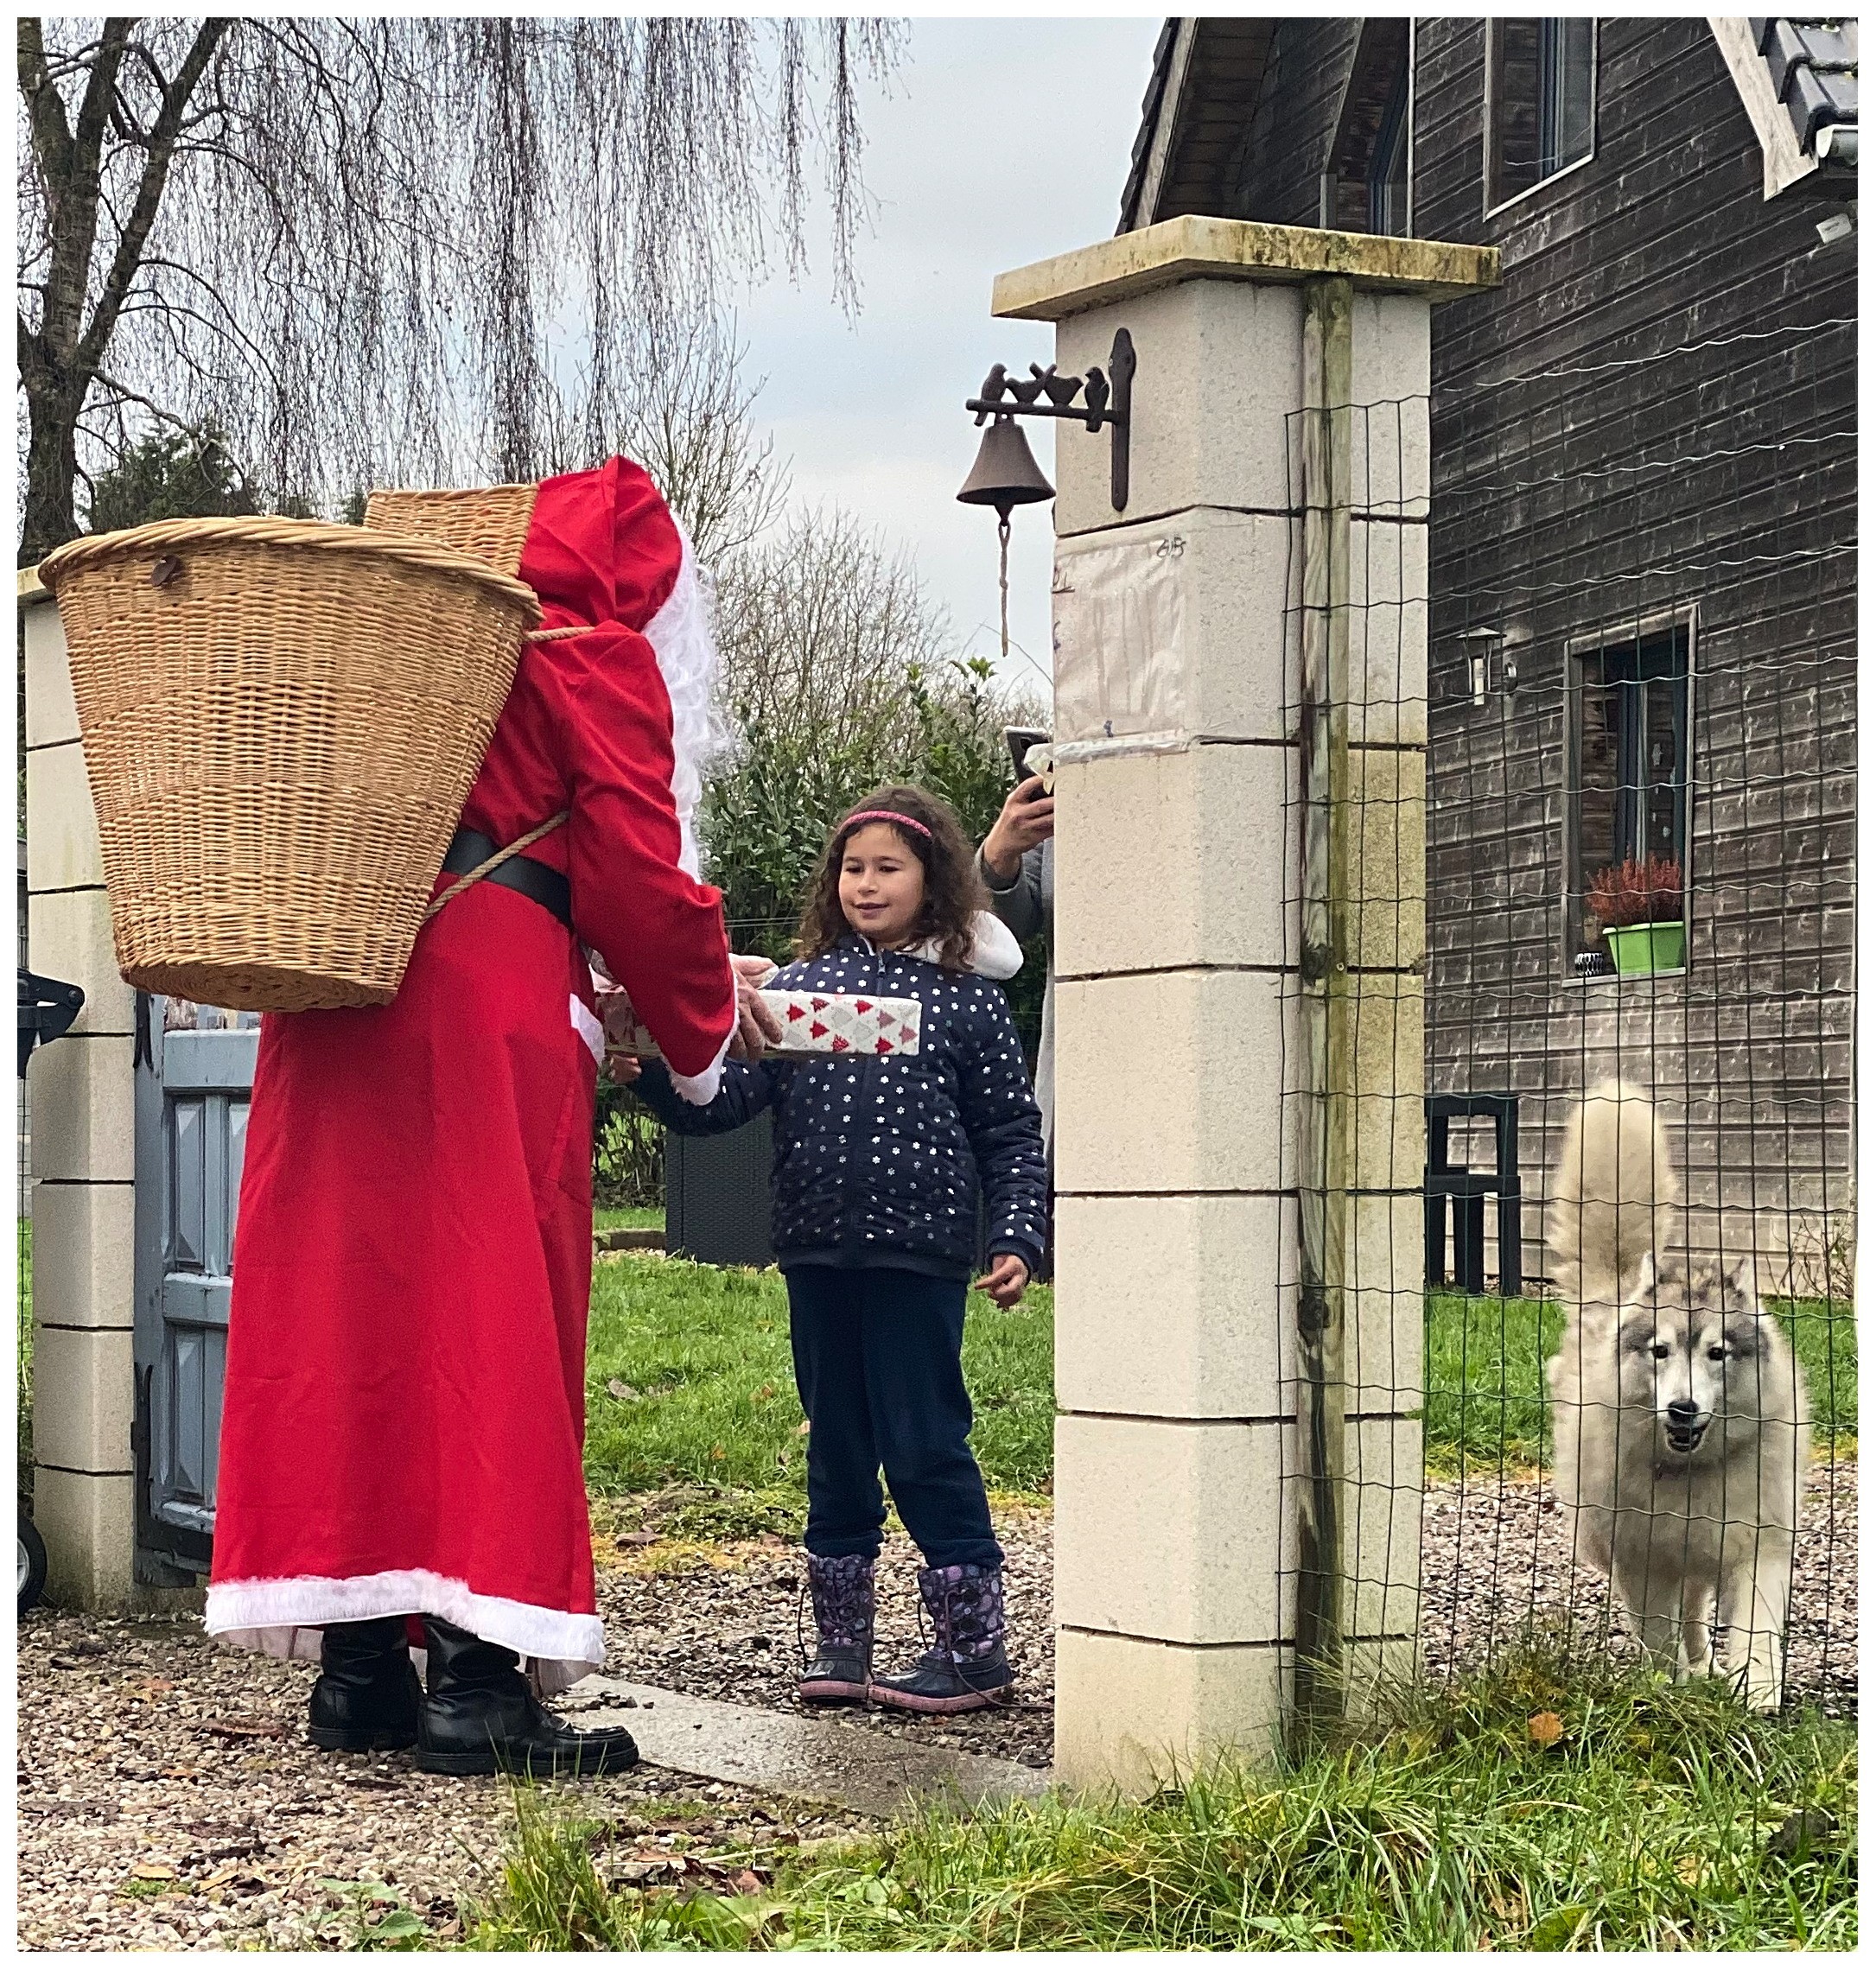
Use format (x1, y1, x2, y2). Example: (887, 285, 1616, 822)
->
(1722, 1253, 1763, 1309)
(1622, 1242, 1658, 1306)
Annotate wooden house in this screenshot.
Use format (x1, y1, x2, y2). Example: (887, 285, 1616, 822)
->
(1121, 18, 1856, 1291)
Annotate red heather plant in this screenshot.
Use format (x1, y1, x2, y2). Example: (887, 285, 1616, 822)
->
(1587, 855, 1683, 930)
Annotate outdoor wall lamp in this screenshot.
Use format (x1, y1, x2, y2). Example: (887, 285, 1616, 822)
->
(1460, 626, 1504, 708)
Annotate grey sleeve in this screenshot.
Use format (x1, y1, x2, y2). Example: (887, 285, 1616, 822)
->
(976, 842, 1047, 944)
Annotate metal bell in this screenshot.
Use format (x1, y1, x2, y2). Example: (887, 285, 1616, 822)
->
(955, 416, 1054, 520)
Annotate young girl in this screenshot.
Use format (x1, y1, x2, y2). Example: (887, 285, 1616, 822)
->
(625, 785, 1048, 1713)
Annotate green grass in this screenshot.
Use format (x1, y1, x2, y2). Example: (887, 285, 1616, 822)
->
(583, 1254, 1053, 1539)
(1774, 1296, 1859, 1450)
(1422, 1293, 1566, 1475)
(594, 1206, 665, 1233)
(1423, 1292, 1857, 1477)
(586, 1262, 1855, 1518)
(462, 1650, 1856, 1952)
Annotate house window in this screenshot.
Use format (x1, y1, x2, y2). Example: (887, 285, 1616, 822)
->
(1570, 626, 1690, 956)
(1320, 20, 1413, 235)
(1486, 18, 1595, 212)
(1369, 68, 1411, 235)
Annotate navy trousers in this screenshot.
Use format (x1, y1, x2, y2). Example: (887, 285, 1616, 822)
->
(785, 1265, 1002, 1570)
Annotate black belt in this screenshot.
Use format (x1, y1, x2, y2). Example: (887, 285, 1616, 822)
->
(441, 829, 573, 929)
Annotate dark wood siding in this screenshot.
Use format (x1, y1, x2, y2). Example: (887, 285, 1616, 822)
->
(1225, 20, 1363, 226)
(1411, 16, 1855, 1288)
(1208, 16, 1854, 1287)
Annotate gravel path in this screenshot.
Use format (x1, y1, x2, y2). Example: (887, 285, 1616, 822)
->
(17, 1465, 1855, 1948)
(592, 1501, 1057, 1770)
(1419, 1456, 1857, 1712)
(16, 1613, 867, 1953)
(598, 1458, 1858, 1763)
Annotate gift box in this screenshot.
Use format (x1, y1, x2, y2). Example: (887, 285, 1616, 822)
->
(601, 986, 922, 1062)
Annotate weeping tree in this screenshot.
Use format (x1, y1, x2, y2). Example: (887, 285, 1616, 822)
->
(16, 16, 900, 561)
(537, 316, 790, 570)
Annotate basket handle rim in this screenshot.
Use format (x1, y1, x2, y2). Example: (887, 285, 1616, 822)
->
(36, 516, 542, 621)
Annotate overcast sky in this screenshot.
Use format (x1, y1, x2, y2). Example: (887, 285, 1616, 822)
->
(729, 16, 1164, 702)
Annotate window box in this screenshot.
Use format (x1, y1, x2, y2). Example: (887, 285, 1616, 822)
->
(1604, 921, 1686, 976)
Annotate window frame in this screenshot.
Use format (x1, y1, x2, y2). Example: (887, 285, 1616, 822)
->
(1482, 16, 1599, 220)
(1320, 18, 1416, 237)
(1563, 608, 1697, 970)
(1367, 44, 1415, 237)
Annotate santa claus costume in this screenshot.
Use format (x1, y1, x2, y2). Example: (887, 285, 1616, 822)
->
(204, 458, 737, 1775)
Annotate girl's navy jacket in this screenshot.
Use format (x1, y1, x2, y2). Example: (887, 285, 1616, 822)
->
(632, 935, 1048, 1280)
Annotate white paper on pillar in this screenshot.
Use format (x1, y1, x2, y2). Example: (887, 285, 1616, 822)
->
(1052, 540, 1188, 747)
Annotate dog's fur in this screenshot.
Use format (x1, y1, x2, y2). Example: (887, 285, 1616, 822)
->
(1544, 1081, 1810, 1710)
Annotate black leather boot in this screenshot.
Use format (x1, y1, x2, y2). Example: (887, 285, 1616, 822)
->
(308, 1615, 423, 1751)
(870, 1563, 1016, 1714)
(416, 1617, 639, 1777)
(798, 1552, 874, 1706)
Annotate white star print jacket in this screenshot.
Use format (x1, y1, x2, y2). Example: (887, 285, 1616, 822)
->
(633, 922, 1048, 1280)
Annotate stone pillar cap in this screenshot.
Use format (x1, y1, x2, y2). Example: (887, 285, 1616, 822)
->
(994, 215, 1500, 321)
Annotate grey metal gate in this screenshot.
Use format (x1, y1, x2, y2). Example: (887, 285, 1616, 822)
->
(132, 995, 258, 1581)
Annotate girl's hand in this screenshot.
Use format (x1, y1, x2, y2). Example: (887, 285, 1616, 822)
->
(606, 1050, 642, 1084)
(973, 1254, 1030, 1309)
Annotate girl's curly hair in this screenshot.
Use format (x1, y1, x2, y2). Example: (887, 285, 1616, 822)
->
(795, 783, 988, 971)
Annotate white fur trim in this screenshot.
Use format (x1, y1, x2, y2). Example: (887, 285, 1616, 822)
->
(641, 529, 731, 882)
(205, 1569, 606, 1696)
(667, 1014, 735, 1108)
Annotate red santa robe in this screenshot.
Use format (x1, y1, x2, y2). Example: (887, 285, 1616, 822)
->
(204, 458, 737, 1692)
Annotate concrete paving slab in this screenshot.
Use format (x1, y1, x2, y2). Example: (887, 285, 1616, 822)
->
(573, 1678, 1056, 1819)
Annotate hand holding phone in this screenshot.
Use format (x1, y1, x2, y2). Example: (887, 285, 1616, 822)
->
(983, 774, 1055, 880)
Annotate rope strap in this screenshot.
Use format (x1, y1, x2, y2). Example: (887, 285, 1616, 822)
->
(423, 810, 570, 923)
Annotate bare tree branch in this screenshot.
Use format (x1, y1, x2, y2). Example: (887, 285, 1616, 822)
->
(75, 18, 229, 376)
(16, 16, 905, 558)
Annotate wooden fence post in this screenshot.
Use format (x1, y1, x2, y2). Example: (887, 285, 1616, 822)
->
(1293, 275, 1355, 1739)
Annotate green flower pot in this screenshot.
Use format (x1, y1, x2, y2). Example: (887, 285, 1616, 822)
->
(1604, 921, 1685, 975)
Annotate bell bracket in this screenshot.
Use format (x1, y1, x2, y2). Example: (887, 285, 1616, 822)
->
(963, 327, 1135, 512)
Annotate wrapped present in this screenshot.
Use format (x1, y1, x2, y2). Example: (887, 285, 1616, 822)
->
(600, 985, 921, 1061)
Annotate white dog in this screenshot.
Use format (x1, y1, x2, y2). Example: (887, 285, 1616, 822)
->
(1544, 1081, 1810, 1710)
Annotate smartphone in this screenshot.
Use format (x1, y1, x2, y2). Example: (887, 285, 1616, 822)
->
(1004, 726, 1051, 782)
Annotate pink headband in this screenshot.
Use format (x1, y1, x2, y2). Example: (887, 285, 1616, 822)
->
(842, 808, 932, 842)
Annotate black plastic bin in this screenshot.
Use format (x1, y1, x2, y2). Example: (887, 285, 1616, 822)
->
(663, 1114, 1001, 1275)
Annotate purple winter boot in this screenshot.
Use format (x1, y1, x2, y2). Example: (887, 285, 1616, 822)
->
(870, 1562, 1015, 1713)
(799, 1552, 875, 1706)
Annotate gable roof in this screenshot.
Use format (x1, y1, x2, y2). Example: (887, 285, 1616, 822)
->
(1712, 16, 1858, 194)
(1117, 17, 1277, 233)
(1752, 17, 1858, 154)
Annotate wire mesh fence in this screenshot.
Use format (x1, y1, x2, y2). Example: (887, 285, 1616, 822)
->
(1280, 308, 1854, 1725)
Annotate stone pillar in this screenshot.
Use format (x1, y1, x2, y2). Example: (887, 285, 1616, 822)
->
(989, 219, 1498, 1790)
(21, 572, 142, 1608)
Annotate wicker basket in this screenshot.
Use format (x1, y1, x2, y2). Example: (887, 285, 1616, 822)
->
(37, 515, 543, 1012)
(363, 483, 538, 577)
